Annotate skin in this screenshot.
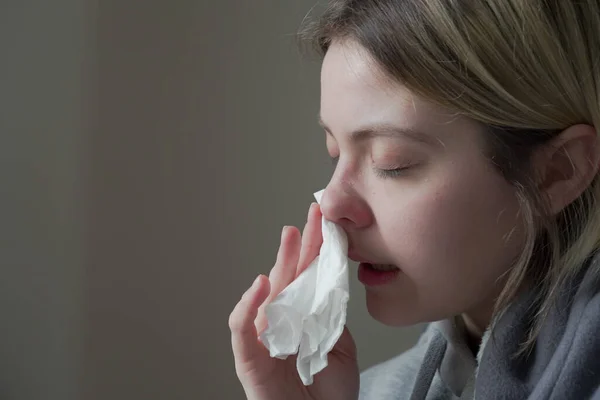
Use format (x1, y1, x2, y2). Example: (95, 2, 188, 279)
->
(318, 41, 524, 335)
(229, 39, 600, 399)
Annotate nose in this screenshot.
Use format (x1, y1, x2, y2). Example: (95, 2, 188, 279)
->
(319, 183, 373, 231)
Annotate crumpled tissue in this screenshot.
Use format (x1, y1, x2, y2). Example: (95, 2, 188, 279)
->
(259, 189, 350, 385)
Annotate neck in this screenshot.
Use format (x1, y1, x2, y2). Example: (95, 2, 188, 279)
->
(461, 313, 486, 356)
(460, 275, 518, 355)
(460, 294, 497, 356)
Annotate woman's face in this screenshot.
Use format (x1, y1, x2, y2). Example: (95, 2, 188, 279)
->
(319, 41, 525, 327)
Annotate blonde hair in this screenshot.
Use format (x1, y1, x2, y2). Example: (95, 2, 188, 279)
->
(301, 0, 600, 355)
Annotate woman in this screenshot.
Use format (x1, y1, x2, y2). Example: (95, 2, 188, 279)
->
(229, 1, 600, 398)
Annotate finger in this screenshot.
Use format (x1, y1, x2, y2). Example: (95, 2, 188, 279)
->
(296, 202, 323, 278)
(255, 226, 301, 333)
(267, 225, 302, 299)
(229, 275, 271, 364)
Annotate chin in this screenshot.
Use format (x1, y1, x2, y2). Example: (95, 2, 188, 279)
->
(365, 292, 418, 327)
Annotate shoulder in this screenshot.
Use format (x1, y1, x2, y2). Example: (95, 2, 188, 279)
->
(568, 255, 600, 327)
(567, 255, 600, 338)
(523, 255, 600, 398)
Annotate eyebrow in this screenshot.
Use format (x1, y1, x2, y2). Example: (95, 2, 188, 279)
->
(318, 115, 439, 148)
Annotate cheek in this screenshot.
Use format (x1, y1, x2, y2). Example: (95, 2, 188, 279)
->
(381, 169, 521, 282)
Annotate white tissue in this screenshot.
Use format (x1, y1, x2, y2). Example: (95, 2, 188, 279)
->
(259, 189, 350, 386)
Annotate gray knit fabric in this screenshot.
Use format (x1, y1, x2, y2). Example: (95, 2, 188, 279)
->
(359, 254, 600, 399)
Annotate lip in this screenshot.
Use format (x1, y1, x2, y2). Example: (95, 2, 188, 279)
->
(358, 263, 400, 286)
(348, 248, 400, 286)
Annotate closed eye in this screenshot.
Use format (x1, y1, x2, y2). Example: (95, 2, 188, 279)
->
(374, 165, 412, 178)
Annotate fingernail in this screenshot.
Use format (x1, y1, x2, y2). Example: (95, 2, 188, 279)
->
(281, 225, 289, 239)
(252, 275, 261, 288)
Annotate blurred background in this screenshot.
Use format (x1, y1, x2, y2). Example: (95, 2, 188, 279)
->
(0, 1, 421, 399)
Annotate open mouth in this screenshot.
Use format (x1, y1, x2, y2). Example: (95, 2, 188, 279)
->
(365, 263, 400, 272)
(358, 262, 401, 286)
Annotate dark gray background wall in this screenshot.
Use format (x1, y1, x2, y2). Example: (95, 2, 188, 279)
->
(1, 1, 420, 399)
(0, 1, 90, 399)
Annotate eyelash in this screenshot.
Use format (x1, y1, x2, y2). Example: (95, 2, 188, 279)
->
(330, 157, 411, 178)
(374, 166, 411, 178)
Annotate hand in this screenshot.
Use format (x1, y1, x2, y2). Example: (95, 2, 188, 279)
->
(229, 203, 359, 400)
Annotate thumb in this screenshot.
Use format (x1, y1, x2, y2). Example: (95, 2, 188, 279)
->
(334, 326, 358, 361)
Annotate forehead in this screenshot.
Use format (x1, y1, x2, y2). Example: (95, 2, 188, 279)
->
(320, 42, 444, 132)
(320, 41, 485, 148)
